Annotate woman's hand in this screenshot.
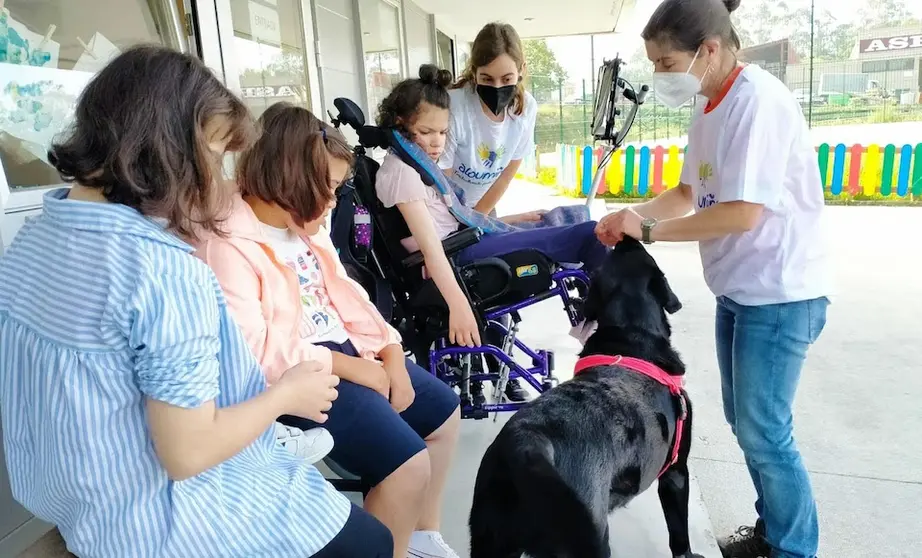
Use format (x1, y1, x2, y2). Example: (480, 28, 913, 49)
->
(449, 301, 481, 348)
(276, 361, 341, 422)
(500, 210, 546, 225)
(595, 208, 642, 246)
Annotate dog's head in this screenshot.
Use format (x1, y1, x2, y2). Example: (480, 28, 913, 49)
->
(583, 237, 682, 338)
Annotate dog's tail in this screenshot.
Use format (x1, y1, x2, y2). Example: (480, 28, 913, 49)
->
(508, 432, 608, 558)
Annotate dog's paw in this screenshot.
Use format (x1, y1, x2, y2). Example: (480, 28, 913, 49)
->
(673, 553, 705, 558)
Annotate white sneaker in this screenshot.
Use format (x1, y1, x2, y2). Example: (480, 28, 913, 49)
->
(407, 531, 460, 558)
(274, 423, 334, 463)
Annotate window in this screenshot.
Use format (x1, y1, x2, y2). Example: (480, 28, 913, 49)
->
(0, 0, 184, 198)
(229, 0, 313, 119)
(889, 58, 914, 71)
(861, 60, 889, 73)
(437, 30, 455, 76)
(360, 0, 403, 119)
(861, 58, 914, 73)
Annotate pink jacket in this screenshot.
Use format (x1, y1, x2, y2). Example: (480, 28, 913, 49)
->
(193, 196, 401, 384)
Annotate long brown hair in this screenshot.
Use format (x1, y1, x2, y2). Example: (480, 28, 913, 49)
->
(48, 44, 257, 241)
(236, 103, 353, 226)
(453, 22, 527, 116)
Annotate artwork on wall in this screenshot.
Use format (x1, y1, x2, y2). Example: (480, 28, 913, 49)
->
(0, 63, 95, 190)
(74, 32, 121, 73)
(0, 8, 61, 68)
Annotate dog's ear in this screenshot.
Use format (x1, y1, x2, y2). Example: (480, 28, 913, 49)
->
(583, 270, 617, 322)
(650, 269, 682, 314)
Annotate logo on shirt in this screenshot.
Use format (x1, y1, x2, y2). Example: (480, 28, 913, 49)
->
(696, 162, 717, 209)
(477, 143, 506, 169)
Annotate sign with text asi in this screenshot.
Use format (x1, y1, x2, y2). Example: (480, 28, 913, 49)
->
(241, 85, 299, 99)
(859, 34, 922, 53)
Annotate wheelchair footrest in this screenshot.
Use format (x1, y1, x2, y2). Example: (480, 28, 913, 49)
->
(461, 405, 489, 420)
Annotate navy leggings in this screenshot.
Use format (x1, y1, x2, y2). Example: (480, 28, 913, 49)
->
(310, 504, 393, 557)
(455, 220, 608, 273)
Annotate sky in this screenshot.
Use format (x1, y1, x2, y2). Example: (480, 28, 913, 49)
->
(545, 0, 922, 83)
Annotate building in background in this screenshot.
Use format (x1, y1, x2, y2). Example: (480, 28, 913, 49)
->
(784, 25, 921, 104)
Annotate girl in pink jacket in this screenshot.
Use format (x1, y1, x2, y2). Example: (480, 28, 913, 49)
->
(195, 103, 462, 558)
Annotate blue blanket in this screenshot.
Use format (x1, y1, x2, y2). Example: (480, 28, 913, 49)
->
(388, 129, 590, 235)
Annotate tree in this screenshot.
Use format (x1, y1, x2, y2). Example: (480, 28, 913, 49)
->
(734, 0, 920, 63)
(858, 0, 918, 28)
(523, 39, 568, 103)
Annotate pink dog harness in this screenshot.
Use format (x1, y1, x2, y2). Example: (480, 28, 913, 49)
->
(573, 355, 687, 478)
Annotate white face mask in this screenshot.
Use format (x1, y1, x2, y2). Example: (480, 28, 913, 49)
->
(653, 49, 707, 109)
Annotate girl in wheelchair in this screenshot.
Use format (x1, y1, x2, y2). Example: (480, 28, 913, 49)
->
(375, 65, 609, 360)
(194, 103, 463, 558)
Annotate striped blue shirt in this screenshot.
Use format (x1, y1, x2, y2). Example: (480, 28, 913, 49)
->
(0, 189, 351, 558)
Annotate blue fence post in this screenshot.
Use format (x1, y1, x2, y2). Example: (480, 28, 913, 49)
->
(581, 145, 593, 196)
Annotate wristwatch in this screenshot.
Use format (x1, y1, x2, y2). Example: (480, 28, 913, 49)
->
(641, 217, 657, 244)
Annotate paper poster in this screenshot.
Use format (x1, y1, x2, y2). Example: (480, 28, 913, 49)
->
(0, 9, 61, 69)
(73, 32, 121, 73)
(248, 1, 281, 46)
(0, 63, 95, 164)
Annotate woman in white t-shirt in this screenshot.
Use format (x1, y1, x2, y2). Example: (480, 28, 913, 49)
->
(439, 22, 539, 217)
(596, 2, 831, 558)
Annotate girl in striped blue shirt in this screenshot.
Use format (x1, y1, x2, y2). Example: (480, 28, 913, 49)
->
(0, 45, 392, 558)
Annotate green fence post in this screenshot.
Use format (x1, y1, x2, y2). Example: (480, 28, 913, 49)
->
(558, 78, 564, 146)
(582, 79, 587, 141)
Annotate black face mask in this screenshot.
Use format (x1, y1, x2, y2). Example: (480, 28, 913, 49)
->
(476, 84, 516, 116)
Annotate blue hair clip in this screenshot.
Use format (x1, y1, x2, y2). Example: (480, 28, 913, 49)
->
(321, 128, 328, 143)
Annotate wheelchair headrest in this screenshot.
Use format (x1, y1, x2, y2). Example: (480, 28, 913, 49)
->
(330, 97, 450, 190)
(332, 98, 365, 129)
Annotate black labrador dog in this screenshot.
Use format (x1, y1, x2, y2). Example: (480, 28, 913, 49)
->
(468, 237, 704, 558)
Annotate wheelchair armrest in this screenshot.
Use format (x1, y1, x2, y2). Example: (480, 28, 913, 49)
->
(401, 227, 483, 268)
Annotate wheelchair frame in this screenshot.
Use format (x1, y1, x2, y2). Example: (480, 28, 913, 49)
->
(327, 54, 647, 421)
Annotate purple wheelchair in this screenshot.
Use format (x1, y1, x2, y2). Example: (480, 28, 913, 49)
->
(328, 76, 646, 421)
(328, 101, 589, 420)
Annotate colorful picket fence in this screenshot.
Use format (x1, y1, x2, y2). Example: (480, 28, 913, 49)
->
(553, 142, 922, 198)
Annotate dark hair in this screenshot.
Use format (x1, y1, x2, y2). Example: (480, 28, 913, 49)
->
(453, 22, 527, 116)
(236, 102, 352, 226)
(49, 44, 256, 241)
(377, 64, 453, 131)
(642, 0, 742, 53)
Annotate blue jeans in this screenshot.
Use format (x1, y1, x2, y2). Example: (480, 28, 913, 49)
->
(715, 296, 829, 558)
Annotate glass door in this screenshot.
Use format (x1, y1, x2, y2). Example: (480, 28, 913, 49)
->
(359, 0, 403, 120)
(0, 0, 192, 212)
(221, 0, 316, 119)
(437, 30, 455, 77)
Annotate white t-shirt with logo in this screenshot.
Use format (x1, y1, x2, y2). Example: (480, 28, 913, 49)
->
(680, 64, 833, 306)
(438, 86, 538, 207)
(260, 223, 351, 344)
